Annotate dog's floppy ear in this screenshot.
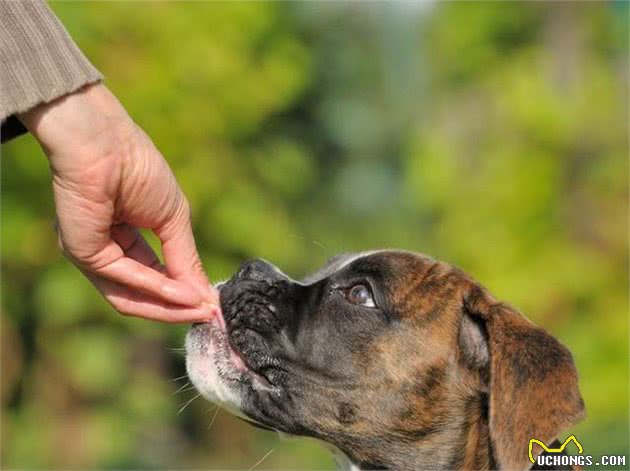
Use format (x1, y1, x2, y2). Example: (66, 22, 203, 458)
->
(461, 285, 585, 471)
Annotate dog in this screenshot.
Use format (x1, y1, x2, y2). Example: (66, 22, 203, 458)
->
(185, 250, 584, 470)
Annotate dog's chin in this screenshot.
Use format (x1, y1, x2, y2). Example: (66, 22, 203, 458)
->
(185, 312, 274, 426)
(185, 320, 245, 417)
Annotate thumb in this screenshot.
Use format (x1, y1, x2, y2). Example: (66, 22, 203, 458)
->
(155, 203, 219, 307)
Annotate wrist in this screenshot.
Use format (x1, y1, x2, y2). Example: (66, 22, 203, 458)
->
(19, 83, 135, 162)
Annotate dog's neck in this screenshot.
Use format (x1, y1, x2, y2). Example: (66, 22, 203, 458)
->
(332, 393, 494, 471)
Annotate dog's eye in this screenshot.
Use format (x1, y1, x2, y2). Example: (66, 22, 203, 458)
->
(346, 284, 376, 308)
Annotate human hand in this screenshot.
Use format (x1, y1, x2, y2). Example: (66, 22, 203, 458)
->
(19, 83, 218, 322)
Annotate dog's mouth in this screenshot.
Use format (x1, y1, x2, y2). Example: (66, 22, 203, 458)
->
(187, 305, 273, 390)
(219, 279, 287, 378)
(185, 279, 293, 433)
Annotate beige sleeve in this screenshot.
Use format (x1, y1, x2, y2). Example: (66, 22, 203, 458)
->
(0, 0, 102, 140)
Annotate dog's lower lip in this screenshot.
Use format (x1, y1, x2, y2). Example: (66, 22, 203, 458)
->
(192, 307, 269, 383)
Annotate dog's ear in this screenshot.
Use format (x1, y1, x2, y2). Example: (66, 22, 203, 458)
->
(460, 284, 585, 471)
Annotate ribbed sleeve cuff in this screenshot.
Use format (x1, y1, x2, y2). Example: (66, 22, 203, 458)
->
(0, 0, 103, 123)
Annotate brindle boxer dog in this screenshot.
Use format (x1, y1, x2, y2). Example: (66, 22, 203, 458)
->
(185, 250, 584, 471)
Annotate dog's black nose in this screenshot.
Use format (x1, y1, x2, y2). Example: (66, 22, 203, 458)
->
(236, 258, 287, 284)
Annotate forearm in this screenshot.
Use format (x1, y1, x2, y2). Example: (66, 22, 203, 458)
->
(0, 0, 102, 142)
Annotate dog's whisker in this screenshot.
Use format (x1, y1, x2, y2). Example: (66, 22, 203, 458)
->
(207, 406, 220, 430)
(172, 381, 192, 395)
(311, 239, 325, 249)
(177, 393, 200, 416)
(169, 374, 189, 383)
(248, 448, 275, 470)
(286, 233, 326, 250)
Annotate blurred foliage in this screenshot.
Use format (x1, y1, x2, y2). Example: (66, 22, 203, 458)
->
(1, 2, 628, 469)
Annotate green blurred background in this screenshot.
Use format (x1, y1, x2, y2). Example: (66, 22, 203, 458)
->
(1, 2, 628, 469)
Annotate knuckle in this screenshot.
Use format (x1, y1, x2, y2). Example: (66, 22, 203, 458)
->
(161, 200, 193, 240)
(191, 257, 206, 277)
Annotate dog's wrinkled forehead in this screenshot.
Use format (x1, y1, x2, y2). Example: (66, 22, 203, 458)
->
(300, 251, 381, 284)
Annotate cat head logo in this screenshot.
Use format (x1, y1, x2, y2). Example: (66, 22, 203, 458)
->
(528, 435, 583, 464)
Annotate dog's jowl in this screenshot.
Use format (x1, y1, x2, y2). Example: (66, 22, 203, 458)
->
(185, 250, 584, 471)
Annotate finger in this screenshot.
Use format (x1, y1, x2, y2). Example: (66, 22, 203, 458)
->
(84, 270, 216, 323)
(93, 251, 206, 307)
(155, 203, 218, 304)
(110, 223, 166, 274)
(57, 221, 198, 307)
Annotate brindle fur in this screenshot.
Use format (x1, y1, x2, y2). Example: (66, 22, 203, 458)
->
(189, 250, 585, 471)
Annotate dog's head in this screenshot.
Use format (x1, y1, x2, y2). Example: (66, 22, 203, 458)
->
(186, 250, 584, 470)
